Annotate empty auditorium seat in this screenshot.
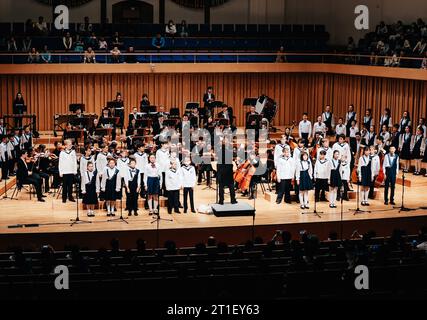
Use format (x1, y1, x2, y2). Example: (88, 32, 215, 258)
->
(222, 24, 234, 35)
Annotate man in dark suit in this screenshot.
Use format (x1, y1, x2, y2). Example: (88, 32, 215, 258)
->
(202, 86, 215, 108)
(152, 115, 165, 136)
(245, 106, 260, 130)
(216, 140, 237, 205)
(16, 150, 45, 202)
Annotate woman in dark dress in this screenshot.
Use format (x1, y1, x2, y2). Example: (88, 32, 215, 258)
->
(399, 125, 412, 172)
(81, 161, 98, 217)
(13, 92, 25, 128)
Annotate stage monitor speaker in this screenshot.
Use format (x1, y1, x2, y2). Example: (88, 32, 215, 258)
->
(211, 203, 255, 217)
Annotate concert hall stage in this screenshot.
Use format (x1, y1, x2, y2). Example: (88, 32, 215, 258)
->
(1, 174, 427, 251)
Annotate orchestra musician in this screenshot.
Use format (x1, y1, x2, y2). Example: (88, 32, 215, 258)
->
(99, 108, 117, 141)
(140, 94, 150, 110)
(128, 107, 140, 123)
(16, 150, 45, 202)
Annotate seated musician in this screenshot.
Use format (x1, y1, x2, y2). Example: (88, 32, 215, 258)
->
(217, 105, 235, 131)
(74, 106, 84, 118)
(126, 118, 139, 137)
(16, 150, 45, 202)
(112, 92, 125, 132)
(152, 114, 165, 136)
(99, 108, 116, 141)
(88, 118, 102, 140)
(30, 146, 50, 194)
(128, 107, 139, 123)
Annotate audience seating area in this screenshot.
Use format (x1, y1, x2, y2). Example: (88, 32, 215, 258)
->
(1, 228, 427, 300)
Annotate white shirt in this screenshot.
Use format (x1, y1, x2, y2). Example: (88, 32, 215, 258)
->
(165, 168, 182, 191)
(99, 166, 121, 192)
(143, 163, 163, 187)
(312, 122, 327, 137)
(383, 153, 399, 176)
(123, 167, 141, 189)
(314, 159, 330, 179)
(295, 160, 313, 181)
(370, 154, 380, 176)
(117, 157, 130, 176)
(180, 165, 197, 188)
(0, 142, 13, 161)
(322, 112, 334, 127)
(156, 148, 170, 172)
(134, 152, 148, 173)
(80, 155, 94, 176)
(59, 149, 78, 175)
(292, 147, 306, 161)
(346, 111, 357, 125)
(349, 126, 359, 138)
(274, 144, 290, 167)
(299, 120, 312, 138)
(276, 156, 296, 180)
(332, 142, 352, 162)
(335, 124, 346, 137)
(95, 152, 110, 174)
(81, 170, 100, 193)
(317, 147, 333, 161)
(380, 115, 392, 128)
(340, 161, 351, 181)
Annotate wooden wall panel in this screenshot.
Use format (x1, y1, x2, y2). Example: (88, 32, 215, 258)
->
(0, 73, 426, 131)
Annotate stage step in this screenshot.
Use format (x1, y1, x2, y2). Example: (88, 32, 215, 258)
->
(0, 177, 17, 197)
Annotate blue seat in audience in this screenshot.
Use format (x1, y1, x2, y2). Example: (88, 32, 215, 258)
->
(293, 24, 303, 34)
(12, 23, 24, 35)
(246, 24, 257, 35)
(258, 24, 268, 36)
(152, 24, 163, 34)
(173, 38, 187, 49)
(223, 24, 234, 35)
(211, 24, 222, 36)
(282, 24, 292, 34)
(235, 24, 246, 36)
(315, 24, 326, 33)
(269, 24, 281, 35)
(199, 24, 210, 36)
(304, 24, 315, 33)
(188, 24, 199, 35)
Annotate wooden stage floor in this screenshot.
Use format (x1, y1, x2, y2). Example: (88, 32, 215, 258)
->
(1, 174, 427, 250)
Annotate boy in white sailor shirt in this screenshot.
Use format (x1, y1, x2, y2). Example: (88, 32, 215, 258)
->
(314, 150, 330, 202)
(368, 145, 380, 199)
(317, 138, 333, 161)
(275, 148, 296, 204)
(156, 141, 170, 195)
(312, 115, 327, 138)
(165, 161, 182, 214)
(124, 158, 141, 216)
(332, 134, 352, 163)
(58, 139, 78, 203)
(180, 157, 197, 213)
(292, 139, 306, 161)
(95, 144, 110, 175)
(274, 136, 291, 167)
(117, 149, 130, 177)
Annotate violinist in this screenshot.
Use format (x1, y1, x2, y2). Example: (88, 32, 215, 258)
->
(128, 107, 140, 124)
(31, 145, 51, 193)
(140, 93, 150, 110)
(17, 150, 45, 202)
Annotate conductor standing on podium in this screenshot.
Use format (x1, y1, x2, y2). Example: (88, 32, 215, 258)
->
(216, 138, 237, 205)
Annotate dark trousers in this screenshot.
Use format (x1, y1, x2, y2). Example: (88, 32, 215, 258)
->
(1, 161, 8, 180)
(338, 180, 349, 200)
(8, 159, 15, 176)
(22, 176, 43, 199)
(369, 175, 377, 199)
(276, 179, 292, 203)
(218, 182, 236, 203)
(35, 172, 50, 192)
(384, 175, 396, 202)
(197, 165, 211, 185)
(62, 174, 74, 201)
(301, 133, 309, 147)
(183, 187, 195, 211)
(126, 188, 139, 212)
(315, 179, 328, 201)
(167, 189, 180, 213)
(161, 172, 166, 196)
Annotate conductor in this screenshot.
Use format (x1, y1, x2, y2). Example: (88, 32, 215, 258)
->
(216, 139, 237, 205)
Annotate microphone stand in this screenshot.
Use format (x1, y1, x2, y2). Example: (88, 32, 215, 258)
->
(302, 179, 323, 218)
(393, 171, 416, 212)
(70, 173, 92, 226)
(349, 179, 370, 215)
(108, 182, 129, 224)
(151, 193, 173, 248)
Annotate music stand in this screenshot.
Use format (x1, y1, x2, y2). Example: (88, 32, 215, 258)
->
(243, 98, 258, 107)
(185, 102, 200, 112)
(94, 128, 110, 137)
